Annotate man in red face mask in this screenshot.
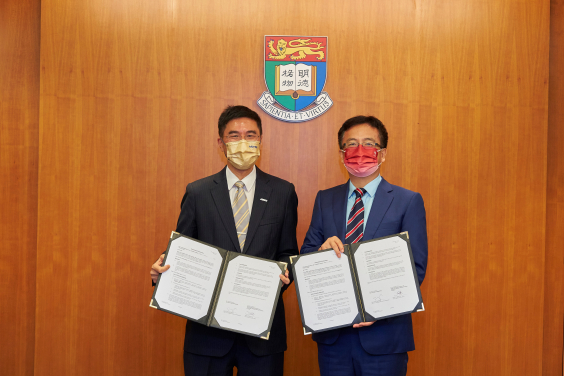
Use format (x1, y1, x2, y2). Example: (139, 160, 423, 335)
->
(301, 116, 428, 376)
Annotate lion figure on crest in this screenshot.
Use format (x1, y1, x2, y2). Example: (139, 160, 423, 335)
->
(268, 38, 325, 60)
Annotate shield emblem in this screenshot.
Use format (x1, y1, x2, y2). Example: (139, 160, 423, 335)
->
(263, 36, 328, 112)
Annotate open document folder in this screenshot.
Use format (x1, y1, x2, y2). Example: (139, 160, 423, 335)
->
(150, 232, 287, 340)
(290, 232, 424, 335)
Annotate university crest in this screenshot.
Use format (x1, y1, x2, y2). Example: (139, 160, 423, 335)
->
(257, 36, 333, 123)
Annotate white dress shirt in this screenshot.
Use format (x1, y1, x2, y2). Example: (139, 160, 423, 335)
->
(226, 165, 257, 215)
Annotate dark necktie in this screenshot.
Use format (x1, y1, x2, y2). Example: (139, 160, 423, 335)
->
(346, 188, 366, 244)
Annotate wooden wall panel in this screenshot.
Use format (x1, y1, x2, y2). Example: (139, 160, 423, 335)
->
(544, 1, 564, 374)
(36, 0, 552, 375)
(0, 0, 40, 375)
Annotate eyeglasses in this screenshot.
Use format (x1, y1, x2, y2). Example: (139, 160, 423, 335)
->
(342, 141, 382, 149)
(223, 134, 261, 142)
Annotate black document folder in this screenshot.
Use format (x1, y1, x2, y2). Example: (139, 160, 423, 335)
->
(150, 232, 286, 339)
(290, 232, 424, 335)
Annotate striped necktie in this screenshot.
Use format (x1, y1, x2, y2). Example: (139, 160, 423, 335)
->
(232, 181, 250, 251)
(346, 188, 367, 244)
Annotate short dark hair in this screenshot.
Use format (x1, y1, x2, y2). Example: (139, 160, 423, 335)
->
(218, 105, 262, 137)
(337, 115, 388, 148)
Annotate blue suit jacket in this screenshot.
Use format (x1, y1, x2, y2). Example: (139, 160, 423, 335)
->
(300, 178, 428, 355)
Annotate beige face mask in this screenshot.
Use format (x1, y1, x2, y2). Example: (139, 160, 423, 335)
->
(225, 140, 261, 170)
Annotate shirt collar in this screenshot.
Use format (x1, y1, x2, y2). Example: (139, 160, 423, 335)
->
(348, 175, 382, 199)
(226, 165, 257, 191)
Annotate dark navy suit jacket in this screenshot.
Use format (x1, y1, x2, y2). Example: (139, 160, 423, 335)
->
(300, 178, 427, 355)
(175, 166, 299, 357)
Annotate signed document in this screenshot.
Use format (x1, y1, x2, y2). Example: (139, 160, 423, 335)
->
(152, 235, 223, 322)
(291, 232, 424, 334)
(211, 255, 283, 336)
(150, 232, 286, 339)
(292, 250, 362, 333)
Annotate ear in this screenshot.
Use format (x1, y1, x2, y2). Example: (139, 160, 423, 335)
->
(379, 148, 387, 163)
(218, 137, 226, 154)
(339, 149, 345, 164)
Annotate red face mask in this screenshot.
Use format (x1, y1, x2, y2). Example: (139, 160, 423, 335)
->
(342, 145, 381, 177)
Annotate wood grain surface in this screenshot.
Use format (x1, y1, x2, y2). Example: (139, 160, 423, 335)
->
(544, 1, 564, 375)
(0, 0, 559, 375)
(0, 0, 40, 375)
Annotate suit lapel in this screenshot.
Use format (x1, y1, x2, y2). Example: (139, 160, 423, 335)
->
(332, 182, 349, 241)
(363, 178, 394, 240)
(243, 168, 272, 253)
(210, 167, 241, 251)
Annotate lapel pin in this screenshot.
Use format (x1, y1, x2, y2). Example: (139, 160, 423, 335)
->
(260, 198, 268, 202)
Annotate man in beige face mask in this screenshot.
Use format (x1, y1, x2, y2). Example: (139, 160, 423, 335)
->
(150, 105, 299, 376)
(218, 117, 261, 171)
